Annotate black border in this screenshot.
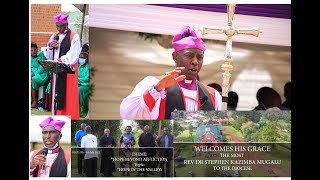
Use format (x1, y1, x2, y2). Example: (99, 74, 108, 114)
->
(291, 1, 308, 180)
(9, 2, 304, 179)
(9, 1, 29, 179)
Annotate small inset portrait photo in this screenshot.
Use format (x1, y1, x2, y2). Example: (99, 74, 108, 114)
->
(29, 115, 71, 177)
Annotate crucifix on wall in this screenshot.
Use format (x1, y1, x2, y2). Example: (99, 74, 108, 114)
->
(201, 4, 262, 110)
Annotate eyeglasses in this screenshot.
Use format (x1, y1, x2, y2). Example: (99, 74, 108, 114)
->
(56, 24, 66, 28)
(164, 130, 168, 131)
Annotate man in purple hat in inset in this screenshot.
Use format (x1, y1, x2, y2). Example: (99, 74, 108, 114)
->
(29, 116, 71, 177)
(45, 13, 81, 120)
(120, 26, 222, 120)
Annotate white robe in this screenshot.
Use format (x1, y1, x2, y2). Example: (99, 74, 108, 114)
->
(45, 31, 81, 115)
(45, 32, 81, 64)
(120, 76, 222, 120)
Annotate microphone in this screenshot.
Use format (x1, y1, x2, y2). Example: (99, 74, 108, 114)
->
(52, 35, 59, 61)
(54, 35, 59, 41)
(53, 35, 59, 48)
(40, 148, 48, 177)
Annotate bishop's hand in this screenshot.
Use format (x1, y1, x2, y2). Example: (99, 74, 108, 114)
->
(50, 40, 59, 48)
(154, 67, 186, 91)
(30, 154, 46, 169)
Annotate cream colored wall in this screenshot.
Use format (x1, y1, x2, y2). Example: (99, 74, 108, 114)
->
(89, 28, 291, 119)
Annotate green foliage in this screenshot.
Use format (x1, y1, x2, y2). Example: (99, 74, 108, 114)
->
(231, 111, 263, 122)
(258, 122, 278, 142)
(262, 111, 291, 122)
(71, 120, 121, 147)
(251, 132, 259, 142)
(216, 111, 228, 118)
(137, 121, 166, 133)
(137, 32, 161, 42)
(188, 124, 193, 133)
(135, 120, 160, 134)
(132, 129, 143, 147)
(133, 120, 183, 137)
(188, 134, 196, 142)
(222, 134, 232, 142)
(258, 112, 291, 142)
(89, 66, 97, 78)
(62, 11, 83, 36)
(240, 121, 260, 141)
(173, 111, 187, 119)
(276, 119, 291, 134)
(259, 116, 269, 127)
(173, 120, 184, 137)
(277, 131, 291, 142)
(222, 126, 244, 141)
(88, 66, 97, 101)
(232, 116, 249, 130)
(221, 120, 231, 126)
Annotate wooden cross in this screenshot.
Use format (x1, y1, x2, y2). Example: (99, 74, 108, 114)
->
(201, 4, 262, 111)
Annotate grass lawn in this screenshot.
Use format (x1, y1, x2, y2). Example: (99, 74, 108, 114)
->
(175, 130, 196, 142)
(31, 108, 51, 116)
(223, 134, 232, 142)
(31, 108, 87, 120)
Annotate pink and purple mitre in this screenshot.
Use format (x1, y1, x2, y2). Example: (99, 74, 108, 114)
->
(172, 26, 206, 52)
(39, 116, 66, 132)
(54, 13, 69, 24)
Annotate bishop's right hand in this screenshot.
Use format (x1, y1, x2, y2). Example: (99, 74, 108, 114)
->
(30, 154, 46, 169)
(50, 40, 59, 48)
(154, 67, 186, 91)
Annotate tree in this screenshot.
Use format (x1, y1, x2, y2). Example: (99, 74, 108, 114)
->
(258, 116, 270, 127)
(262, 111, 291, 122)
(173, 120, 184, 137)
(231, 111, 262, 122)
(134, 120, 183, 137)
(240, 121, 260, 141)
(258, 122, 278, 142)
(71, 120, 121, 146)
(135, 120, 160, 134)
(231, 116, 248, 130)
(216, 111, 228, 118)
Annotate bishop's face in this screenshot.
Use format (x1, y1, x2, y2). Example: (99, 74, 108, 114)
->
(56, 22, 67, 34)
(173, 48, 204, 80)
(42, 126, 61, 148)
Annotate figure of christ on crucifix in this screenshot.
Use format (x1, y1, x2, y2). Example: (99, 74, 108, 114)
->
(201, 4, 262, 110)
